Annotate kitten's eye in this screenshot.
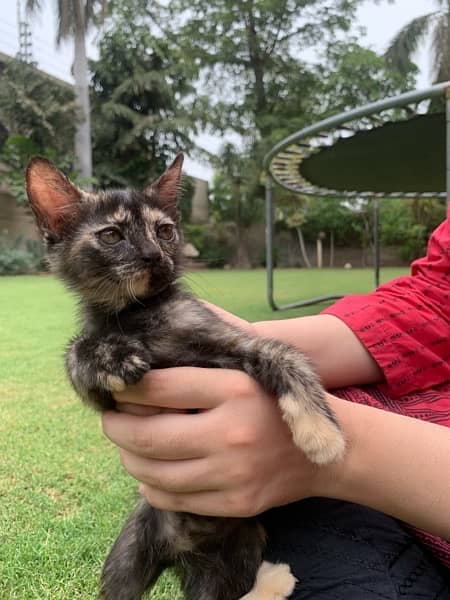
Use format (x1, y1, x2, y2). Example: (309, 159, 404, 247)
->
(157, 224, 175, 241)
(97, 228, 123, 245)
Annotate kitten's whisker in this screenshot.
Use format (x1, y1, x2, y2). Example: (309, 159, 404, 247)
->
(129, 278, 145, 307)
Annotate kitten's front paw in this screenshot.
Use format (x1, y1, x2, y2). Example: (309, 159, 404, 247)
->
(279, 391, 346, 465)
(95, 337, 151, 393)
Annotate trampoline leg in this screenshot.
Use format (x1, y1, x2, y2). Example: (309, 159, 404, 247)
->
(373, 198, 380, 289)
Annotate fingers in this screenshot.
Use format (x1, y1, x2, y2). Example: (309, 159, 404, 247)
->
(102, 409, 219, 460)
(117, 403, 162, 417)
(139, 483, 260, 518)
(113, 366, 260, 410)
(119, 450, 218, 493)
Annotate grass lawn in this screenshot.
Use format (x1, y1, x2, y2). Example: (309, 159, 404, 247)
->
(0, 267, 407, 599)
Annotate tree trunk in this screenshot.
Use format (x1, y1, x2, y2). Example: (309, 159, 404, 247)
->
(233, 182, 251, 268)
(234, 232, 252, 268)
(329, 230, 335, 267)
(73, 22, 92, 180)
(295, 226, 311, 268)
(245, 6, 266, 114)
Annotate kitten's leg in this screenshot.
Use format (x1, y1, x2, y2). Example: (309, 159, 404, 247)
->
(180, 519, 265, 600)
(189, 318, 345, 464)
(100, 500, 167, 600)
(243, 336, 346, 464)
(65, 334, 151, 410)
(238, 562, 297, 600)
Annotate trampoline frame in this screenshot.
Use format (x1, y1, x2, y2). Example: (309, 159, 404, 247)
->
(263, 81, 450, 311)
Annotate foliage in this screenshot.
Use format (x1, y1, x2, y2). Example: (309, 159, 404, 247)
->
(168, 1, 420, 243)
(0, 58, 76, 203)
(209, 143, 265, 267)
(179, 175, 195, 224)
(0, 135, 75, 205)
(26, 0, 109, 42)
(183, 223, 235, 268)
(0, 233, 44, 275)
(0, 59, 75, 154)
(170, 0, 361, 138)
(317, 42, 416, 116)
(384, 0, 450, 83)
(91, 0, 200, 187)
(379, 197, 446, 261)
(301, 197, 360, 245)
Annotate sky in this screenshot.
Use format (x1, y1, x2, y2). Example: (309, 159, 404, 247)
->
(0, 0, 434, 181)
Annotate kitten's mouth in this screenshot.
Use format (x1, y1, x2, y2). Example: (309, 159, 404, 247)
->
(129, 272, 151, 298)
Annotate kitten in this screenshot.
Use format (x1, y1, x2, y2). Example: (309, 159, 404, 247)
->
(26, 154, 345, 600)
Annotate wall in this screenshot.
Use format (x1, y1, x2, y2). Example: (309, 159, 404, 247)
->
(245, 223, 409, 268)
(0, 188, 39, 242)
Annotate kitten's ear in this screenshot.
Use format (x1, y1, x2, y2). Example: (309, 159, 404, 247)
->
(26, 157, 82, 239)
(145, 153, 184, 217)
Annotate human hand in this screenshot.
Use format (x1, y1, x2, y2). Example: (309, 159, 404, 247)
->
(102, 367, 322, 517)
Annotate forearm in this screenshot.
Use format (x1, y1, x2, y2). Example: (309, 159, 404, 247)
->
(317, 395, 450, 540)
(254, 314, 383, 389)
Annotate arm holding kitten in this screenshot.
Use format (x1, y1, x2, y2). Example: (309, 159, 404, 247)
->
(104, 366, 450, 540)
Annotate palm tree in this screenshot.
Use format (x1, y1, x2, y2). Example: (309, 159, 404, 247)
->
(385, 0, 450, 83)
(26, 0, 108, 179)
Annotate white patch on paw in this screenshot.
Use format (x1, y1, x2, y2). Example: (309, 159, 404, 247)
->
(126, 355, 148, 370)
(239, 561, 297, 600)
(279, 394, 346, 465)
(104, 374, 126, 392)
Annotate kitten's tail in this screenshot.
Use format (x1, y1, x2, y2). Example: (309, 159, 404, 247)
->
(100, 499, 165, 600)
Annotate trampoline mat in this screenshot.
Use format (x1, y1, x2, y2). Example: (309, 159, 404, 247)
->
(299, 113, 445, 194)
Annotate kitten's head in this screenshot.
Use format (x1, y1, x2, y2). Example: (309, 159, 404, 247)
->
(26, 155, 184, 311)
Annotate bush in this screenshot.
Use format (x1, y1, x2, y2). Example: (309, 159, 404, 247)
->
(183, 223, 234, 268)
(0, 234, 45, 275)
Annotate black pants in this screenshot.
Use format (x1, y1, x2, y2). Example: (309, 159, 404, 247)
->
(262, 499, 450, 599)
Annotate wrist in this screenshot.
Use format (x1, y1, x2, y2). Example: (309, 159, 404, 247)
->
(310, 395, 361, 502)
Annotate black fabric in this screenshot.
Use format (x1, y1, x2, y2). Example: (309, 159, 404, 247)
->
(262, 498, 450, 599)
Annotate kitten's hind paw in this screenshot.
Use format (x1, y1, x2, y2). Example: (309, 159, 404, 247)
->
(279, 393, 346, 465)
(239, 561, 297, 600)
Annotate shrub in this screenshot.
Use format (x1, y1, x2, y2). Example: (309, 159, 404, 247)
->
(0, 234, 45, 275)
(183, 223, 234, 268)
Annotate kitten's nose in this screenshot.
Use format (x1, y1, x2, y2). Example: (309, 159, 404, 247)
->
(141, 243, 162, 263)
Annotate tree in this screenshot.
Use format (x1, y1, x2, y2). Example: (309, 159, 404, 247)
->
(318, 42, 416, 116)
(385, 0, 450, 83)
(0, 59, 75, 153)
(90, 0, 199, 187)
(170, 0, 361, 141)
(0, 58, 76, 203)
(210, 143, 264, 267)
(26, 0, 109, 179)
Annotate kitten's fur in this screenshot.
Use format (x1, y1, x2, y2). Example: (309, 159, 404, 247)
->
(26, 155, 345, 600)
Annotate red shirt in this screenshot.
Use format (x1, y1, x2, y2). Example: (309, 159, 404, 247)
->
(322, 212, 450, 569)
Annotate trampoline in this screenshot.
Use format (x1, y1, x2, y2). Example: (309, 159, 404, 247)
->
(263, 82, 450, 310)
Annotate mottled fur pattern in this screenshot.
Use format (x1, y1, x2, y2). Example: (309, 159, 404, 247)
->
(26, 155, 344, 600)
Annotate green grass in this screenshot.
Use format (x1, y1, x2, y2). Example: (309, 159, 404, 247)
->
(0, 268, 407, 599)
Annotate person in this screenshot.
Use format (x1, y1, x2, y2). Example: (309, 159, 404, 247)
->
(102, 214, 450, 598)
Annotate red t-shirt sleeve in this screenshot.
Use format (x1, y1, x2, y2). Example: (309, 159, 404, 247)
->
(322, 215, 450, 397)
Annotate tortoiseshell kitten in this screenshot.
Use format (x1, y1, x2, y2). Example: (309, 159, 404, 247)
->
(26, 155, 345, 600)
